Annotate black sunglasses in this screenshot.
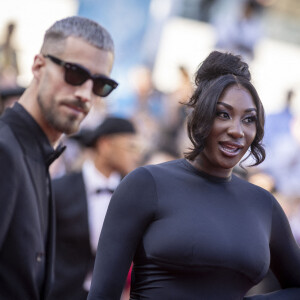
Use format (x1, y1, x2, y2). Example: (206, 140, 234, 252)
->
(44, 54, 118, 97)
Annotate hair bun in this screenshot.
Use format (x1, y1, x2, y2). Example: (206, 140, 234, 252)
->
(195, 51, 251, 86)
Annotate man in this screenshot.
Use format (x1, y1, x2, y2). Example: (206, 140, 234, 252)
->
(48, 117, 141, 300)
(0, 16, 117, 300)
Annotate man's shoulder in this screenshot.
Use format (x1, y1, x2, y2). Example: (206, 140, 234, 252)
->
(0, 120, 22, 154)
(0, 117, 12, 133)
(0, 126, 23, 179)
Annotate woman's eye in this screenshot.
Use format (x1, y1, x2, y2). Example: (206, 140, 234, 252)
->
(244, 116, 257, 123)
(216, 111, 229, 119)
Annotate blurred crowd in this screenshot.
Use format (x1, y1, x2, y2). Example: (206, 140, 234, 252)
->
(1, 0, 300, 298)
(0, 21, 25, 114)
(1, 0, 299, 244)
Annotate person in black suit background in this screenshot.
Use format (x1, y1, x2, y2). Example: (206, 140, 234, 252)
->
(0, 16, 117, 300)
(49, 117, 141, 300)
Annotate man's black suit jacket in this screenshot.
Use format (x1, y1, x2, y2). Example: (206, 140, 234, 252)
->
(48, 172, 94, 300)
(0, 104, 57, 299)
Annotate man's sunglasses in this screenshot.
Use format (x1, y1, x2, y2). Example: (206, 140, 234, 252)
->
(44, 54, 118, 97)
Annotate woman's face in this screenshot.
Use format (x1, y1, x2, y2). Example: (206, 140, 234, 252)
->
(195, 85, 257, 178)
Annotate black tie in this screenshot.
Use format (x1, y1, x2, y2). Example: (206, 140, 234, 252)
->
(95, 188, 114, 194)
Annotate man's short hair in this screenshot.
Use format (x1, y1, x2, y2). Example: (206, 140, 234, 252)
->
(40, 16, 114, 55)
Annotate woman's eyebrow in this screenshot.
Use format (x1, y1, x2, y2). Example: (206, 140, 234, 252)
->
(217, 102, 257, 113)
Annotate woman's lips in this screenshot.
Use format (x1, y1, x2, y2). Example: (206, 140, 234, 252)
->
(219, 142, 243, 157)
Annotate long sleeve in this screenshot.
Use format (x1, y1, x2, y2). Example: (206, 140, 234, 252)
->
(0, 141, 18, 249)
(244, 197, 300, 299)
(87, 167, 157, 300)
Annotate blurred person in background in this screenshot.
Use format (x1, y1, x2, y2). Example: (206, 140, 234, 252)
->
(264, 89, 295, 149)
(214, 0, 265, 61)
(262, 90, 300, 197)
(49, 117, 141, 300)
(87, 51, 300, 299)
(0, 22, 24, 113)
(197, 0, 219, 23)
(157, 65, 193, 158)
(142, 149, 179, 166)
(110, 65, 165, 153)
(0, 85, 25, 115)
(0, 21, 19, 89)
(0, 16, 117, 300)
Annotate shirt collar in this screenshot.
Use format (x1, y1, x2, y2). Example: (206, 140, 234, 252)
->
(11, 102, 65, 167)
(82, 159, 121, 195)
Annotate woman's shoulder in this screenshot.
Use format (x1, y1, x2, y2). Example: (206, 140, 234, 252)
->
(118, 159, 186, 188)
(232, 173, 276, 204)
(144, 158, 183, 170)
(141, 158, 187, 178)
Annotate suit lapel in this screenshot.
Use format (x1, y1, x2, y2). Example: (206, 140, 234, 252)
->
(24, 154, 55, 297)
(43, 174, 55, 298)
(23, 154, 47, 237)
(78, 172, 92, 252)
(78, 172, 97, 271)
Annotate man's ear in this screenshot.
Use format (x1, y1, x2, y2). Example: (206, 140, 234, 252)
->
(32, 54, 46, 80)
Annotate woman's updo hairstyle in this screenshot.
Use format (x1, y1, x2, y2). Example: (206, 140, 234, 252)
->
(185, 51, 265, 166)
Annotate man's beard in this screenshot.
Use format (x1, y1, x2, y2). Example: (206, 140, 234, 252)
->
(37, 95, 83, 135)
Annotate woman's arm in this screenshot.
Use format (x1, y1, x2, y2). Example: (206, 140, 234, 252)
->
(245, 197, 300, 299)
(87, 167, 157, 300)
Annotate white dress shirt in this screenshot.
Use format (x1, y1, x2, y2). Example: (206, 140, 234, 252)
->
(82, 160, 121, 290)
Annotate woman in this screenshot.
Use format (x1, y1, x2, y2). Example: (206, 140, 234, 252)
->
(88, 51, 300, 299)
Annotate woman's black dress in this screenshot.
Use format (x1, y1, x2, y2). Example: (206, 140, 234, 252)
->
(88, 159, 300, 300)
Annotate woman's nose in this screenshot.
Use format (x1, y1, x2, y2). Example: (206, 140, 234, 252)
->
(227, 120, 245, 138)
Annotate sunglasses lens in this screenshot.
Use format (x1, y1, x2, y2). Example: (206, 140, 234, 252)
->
(65, 65, 88, 86)
(93, 79, 115, 97)
(63, 62, 117, 97)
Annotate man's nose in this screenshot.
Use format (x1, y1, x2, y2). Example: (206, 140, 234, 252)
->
(74, 79, 94, 103)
